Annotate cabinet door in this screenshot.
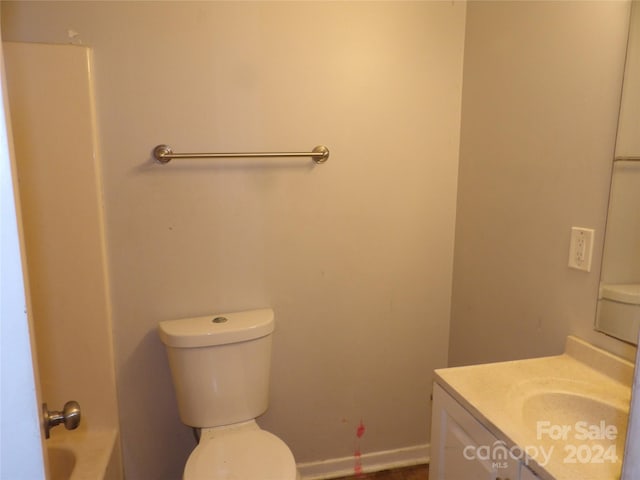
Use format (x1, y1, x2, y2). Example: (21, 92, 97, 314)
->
(431, 383, 519, 480)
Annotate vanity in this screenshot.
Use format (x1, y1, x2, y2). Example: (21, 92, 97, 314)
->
(431, 337, 633, 480)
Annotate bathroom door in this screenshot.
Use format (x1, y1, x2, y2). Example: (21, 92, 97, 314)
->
(0, 36, 46, 478)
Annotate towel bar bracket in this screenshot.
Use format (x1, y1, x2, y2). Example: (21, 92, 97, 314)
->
(153, 144, 175, 164)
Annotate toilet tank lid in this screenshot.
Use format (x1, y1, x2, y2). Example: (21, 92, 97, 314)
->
(158, 308, 274, 348)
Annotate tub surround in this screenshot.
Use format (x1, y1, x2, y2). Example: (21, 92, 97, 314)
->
(47, 429, 120, 480)
(433, 337, 633, 480)
(3, 41, 122, 478)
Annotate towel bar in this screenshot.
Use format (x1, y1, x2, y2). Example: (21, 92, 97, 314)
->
(153, 144, 330, 164)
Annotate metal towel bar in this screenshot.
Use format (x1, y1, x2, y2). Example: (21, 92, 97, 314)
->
(153, 144, 329, 164)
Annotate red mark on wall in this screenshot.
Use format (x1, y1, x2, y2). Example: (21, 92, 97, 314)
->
(354, 447, 363, 476)
(354, 419, 366, 476)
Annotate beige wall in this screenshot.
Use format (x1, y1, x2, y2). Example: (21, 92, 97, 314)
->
(1, 2, 466, 478)
(450, 1, 635, 367)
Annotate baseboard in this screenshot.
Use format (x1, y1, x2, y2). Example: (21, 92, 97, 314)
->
(297, 443, 430, 480)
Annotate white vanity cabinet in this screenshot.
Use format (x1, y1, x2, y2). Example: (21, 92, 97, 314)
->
(520, 465, 542, 480)
(431, 383, 538, 480)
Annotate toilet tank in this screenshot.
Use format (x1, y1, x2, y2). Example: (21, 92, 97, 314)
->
(158, 308, 275, 428)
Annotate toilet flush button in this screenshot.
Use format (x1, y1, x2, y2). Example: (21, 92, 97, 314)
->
(212, 317, 228, 324)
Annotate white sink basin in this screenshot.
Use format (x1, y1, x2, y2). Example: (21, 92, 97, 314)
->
(521, 390, 628, 454)
(522, 392, 627, 431)
(509, 377, 629, 443)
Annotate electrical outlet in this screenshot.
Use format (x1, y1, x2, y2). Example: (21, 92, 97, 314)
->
(568, 227, 595, 272)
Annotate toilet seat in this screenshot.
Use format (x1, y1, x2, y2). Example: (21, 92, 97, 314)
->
(184, 424, 297, 480)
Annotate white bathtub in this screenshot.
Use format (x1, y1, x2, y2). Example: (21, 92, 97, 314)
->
(46, 429, 121, 480)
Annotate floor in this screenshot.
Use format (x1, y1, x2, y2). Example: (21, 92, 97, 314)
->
(330, 464, 429, 480)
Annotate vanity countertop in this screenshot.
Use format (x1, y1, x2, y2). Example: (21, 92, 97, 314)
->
(434, 336, 633, 480)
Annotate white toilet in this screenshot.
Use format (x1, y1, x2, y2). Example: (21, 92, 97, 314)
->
(158, 308, 299, 480)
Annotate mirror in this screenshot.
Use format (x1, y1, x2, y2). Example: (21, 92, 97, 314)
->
(596, 1, 640, 344)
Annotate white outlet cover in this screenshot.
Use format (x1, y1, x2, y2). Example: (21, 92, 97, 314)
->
(568, 226, 595, 272)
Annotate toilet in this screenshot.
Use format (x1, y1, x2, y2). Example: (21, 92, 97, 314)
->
(158, 308, 299, 480)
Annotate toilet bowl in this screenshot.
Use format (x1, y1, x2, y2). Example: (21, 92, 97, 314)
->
(184, 421, 298, 480)
(158, 308, 299, 480)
